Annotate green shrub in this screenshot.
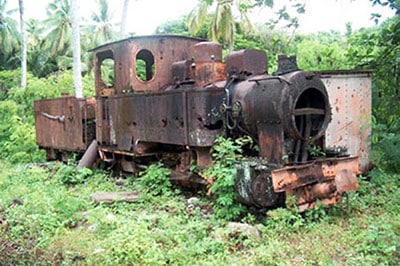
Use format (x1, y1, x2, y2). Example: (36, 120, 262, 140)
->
(0, 69, 21, 100)
(371, 116, 400, 173)
(55, 162, 94, 185)
(0, 100, 45, 162)
(138, 162, 172, 196)
(201, 136, 253, 220)
(0, 70, 95, 163)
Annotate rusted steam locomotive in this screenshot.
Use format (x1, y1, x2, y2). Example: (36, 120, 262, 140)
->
(34, 35, 361, 211)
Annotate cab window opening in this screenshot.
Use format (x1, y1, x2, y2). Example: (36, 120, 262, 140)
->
(136, 49, 155, 81)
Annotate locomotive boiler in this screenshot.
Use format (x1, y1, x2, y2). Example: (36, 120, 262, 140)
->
(34, 35, 360, 211)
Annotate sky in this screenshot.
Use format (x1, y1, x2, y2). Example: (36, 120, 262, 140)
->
(10, 0, 396, 35)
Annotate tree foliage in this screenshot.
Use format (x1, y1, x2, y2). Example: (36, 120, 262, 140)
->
(347, 16, 400, 172)
(187, 0, 305, 51)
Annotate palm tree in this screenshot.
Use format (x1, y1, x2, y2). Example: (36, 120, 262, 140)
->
(120, 0, 130, 38)
(71, 0, 82, 98)
(89, 0, 118, 46)
(0, 0, 19, 68)
(19, 0, 26, 89)
(43, 0, 71, 59)
(26, 18, 55, 77)
(187, 0, 252, 51)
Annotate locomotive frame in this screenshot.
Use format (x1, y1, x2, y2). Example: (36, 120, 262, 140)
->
(34, 35, 370, 211)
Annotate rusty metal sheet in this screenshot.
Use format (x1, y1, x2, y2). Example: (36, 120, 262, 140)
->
(92, 36, 207, 94)
(104, 87, 225, 150)
(193, 42, 222, 62)
(128, 36, 206, 92)
(110, 90, 186, 149)
(257, 122, 284, 164)
(194, 62, 226, 87)
(96, 97, 112, 145)
(187, 88, 225, 146)
(319, 71, 372, 173)
(226, 49, 268, 76)
(271, 156, 360, 193)
(34, 96, 95, 151)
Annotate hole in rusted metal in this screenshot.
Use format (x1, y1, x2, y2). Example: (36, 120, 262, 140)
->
(136, 49, 155, 82)
(100, 58, 115, 88)
(204, 120, 223, 130)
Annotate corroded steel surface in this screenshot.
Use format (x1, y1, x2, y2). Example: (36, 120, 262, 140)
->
(34, 96, 95, 152)
(231, 71, 331, 164)
(271, 156, 359, 210)
(235, 160, 282, 208)
(320, 71, 372, 173)
(103, 87, 225, 150)
(92, 35, 206, 94)
(226, 49, 268, 76)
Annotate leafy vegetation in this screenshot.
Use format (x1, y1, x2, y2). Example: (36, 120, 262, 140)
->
(137, 162, 173, 197)
(0, 160, 399, 265)
(0, 70, 94, 163)
(201, 137, 251, 220)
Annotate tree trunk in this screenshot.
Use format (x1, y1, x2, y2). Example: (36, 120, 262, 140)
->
(71, 0, 83, 98)
(120, 0, 129, 38)
(19, 0, 26, 89)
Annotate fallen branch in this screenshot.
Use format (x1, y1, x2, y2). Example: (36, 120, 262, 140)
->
(90, 191, 139, 204)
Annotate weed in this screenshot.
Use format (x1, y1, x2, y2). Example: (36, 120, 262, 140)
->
(55, 162, 94, 185)
(201, 136, 253, 220)
(138, 162, 172, 196)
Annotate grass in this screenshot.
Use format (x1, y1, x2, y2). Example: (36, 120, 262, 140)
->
(0, 160, 399, 265)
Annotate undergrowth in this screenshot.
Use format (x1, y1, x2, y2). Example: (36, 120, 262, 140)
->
(201, 136, 253, 220)
(0, 160, 399, 265)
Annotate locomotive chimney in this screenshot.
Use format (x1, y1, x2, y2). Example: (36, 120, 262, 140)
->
(273, 55, 299, 75)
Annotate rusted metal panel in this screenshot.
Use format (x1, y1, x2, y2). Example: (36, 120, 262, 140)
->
(257, 122, 284, 164)
(34, 96, 95, 151)
(96, 97, 112, 145)
(320, 71, 372, 173)
(128, 36, 205, 92)
(187, 88, 225, 146)
(112, 90, 186, 148)
(271, 156, 359, 192)
(194, 62, 226, 87)
(226, 49, 268, 76)
(192, 41, 226, 86)
(114, 43, 132, 94)
(91, 35, 207, 93)
(106, 87, 225, 150)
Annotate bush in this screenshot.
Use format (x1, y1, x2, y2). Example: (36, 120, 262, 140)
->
(201, 137, 253, 220)
(55, 163, 94, 185)
(371, 116, 400, 173)
(138, 162, 172, 196)
(0, 70, 95, 163)
(0, 69, 20, 100)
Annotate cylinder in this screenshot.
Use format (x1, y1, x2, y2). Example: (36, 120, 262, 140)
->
(77, 140, 98, 169)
